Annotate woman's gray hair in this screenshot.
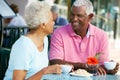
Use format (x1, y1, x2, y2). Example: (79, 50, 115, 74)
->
(72, 0, 94, 15)
(24, 1, 51, 29)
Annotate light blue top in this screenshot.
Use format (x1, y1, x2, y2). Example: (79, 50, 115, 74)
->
(4, 36, 49, 80)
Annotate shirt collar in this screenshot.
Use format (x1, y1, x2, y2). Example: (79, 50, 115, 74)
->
(86, 28, 90, 38)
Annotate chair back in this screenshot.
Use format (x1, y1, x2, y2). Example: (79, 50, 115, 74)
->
(2, 26, 29, 48)
(0, 48, 10, 80)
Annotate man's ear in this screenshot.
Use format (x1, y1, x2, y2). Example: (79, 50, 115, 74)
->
(88, 13, 94, 19)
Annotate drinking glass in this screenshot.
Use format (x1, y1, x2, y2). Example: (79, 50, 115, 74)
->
(86, 64, 99, 75)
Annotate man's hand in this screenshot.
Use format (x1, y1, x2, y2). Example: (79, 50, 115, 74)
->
(97, 62, 119, 75)
(106, 62, 119, 75)
(97, 65, 106, 75)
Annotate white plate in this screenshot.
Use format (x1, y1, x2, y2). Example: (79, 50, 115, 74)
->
(69, 72, 93, 77)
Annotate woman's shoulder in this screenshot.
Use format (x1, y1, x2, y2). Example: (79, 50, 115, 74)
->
(12, 36, 34, 49)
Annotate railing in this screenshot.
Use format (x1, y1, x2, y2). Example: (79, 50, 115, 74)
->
(0, 26, 29, 48)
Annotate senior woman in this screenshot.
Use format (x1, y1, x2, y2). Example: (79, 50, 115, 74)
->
(4, 1, 62, 80)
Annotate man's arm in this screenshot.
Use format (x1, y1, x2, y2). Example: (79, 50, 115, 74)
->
(49, 59, 86, 70)
(50, 59, 119, 75)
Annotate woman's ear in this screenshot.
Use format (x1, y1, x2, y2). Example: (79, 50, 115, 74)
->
(42, 23, 47, 29)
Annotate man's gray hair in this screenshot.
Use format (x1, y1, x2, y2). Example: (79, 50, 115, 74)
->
(72, 0, 94, 15)
(24, 1, 51, 29)
(51, 5, 59, 13)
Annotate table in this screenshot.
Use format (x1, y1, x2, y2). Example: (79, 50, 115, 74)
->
(42, 73, 120, 80)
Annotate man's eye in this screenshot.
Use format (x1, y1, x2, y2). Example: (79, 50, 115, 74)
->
(70, 13, 74, 16)
(77, 15, 84, 18)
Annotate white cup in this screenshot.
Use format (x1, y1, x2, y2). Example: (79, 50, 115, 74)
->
(61, 65, 72, 74)
(104, 61, 117, 70)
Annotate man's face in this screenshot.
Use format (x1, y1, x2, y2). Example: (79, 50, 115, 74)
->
(70, 6, 90, 31)
(52, 12, 58, 21)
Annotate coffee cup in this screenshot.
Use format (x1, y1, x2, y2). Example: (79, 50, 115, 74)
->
(104, 61, 117, 70)
(61, 65, 72, 74)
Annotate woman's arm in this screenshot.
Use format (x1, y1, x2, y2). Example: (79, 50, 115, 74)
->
(50, 59, 86, 70)
(13, 64, 61, 80)
(27, 64, 61, 80)
(13, 70, 27, 80)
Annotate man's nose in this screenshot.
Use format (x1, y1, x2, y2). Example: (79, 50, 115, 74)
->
(73, 16, 78, 21)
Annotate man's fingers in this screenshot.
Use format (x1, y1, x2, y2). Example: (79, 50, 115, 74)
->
(98, 66, 106, 75)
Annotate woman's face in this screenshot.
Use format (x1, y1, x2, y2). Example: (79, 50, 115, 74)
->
(45, 11, 54, 34)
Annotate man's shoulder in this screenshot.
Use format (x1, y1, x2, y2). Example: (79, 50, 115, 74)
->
(90, 24, 106, 34)
(90, 24, 108, 40)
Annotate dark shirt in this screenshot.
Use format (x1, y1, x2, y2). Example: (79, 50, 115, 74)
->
(54, 17, 68, 26)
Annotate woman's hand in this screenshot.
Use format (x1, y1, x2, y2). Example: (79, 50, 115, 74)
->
(43, 64, 62, 74)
